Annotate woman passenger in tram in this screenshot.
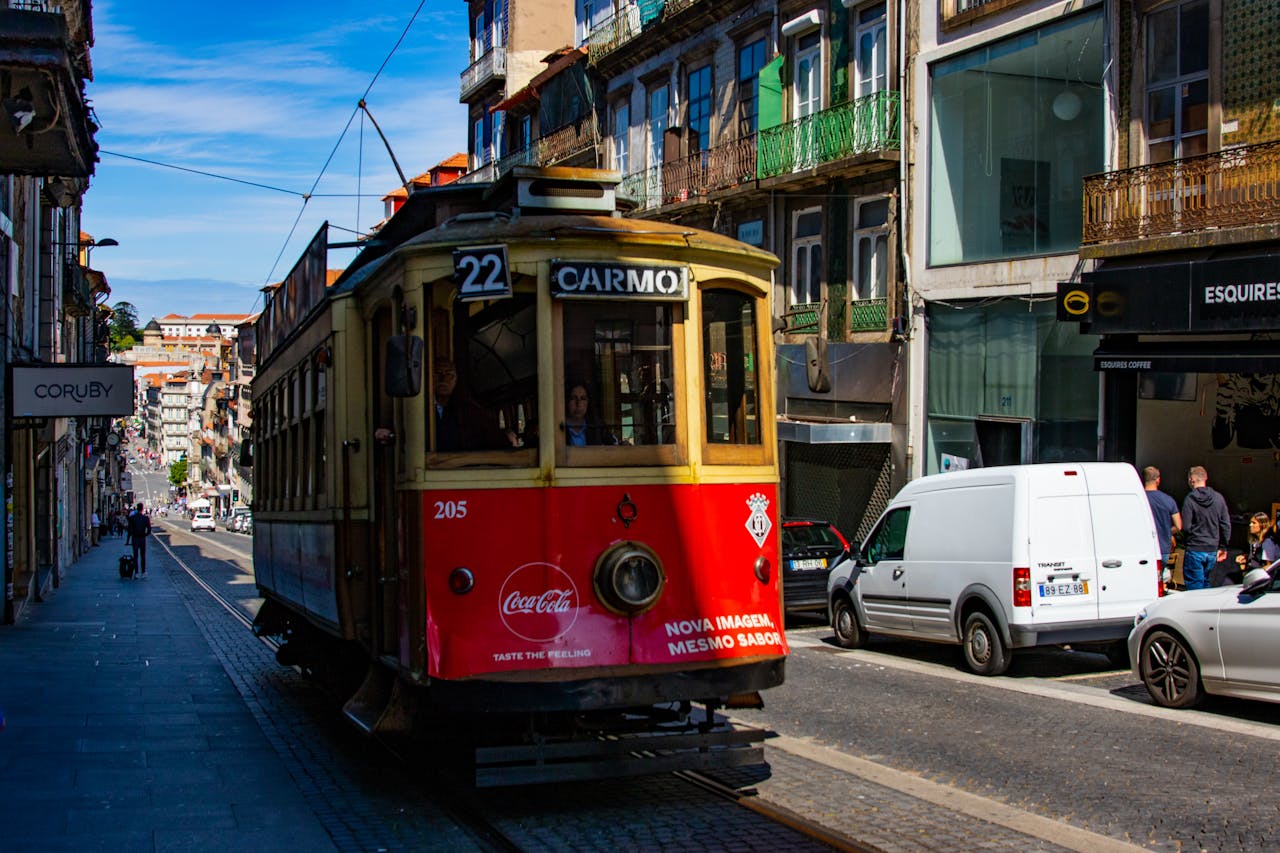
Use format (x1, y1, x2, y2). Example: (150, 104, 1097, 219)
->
(563, 381, 616, 446)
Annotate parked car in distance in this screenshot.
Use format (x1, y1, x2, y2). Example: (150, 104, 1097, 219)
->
(191, 511, 216, 532)
(827, 462, 1163, 675)
(225, 508, 250, 532)
(1129, 564, 1280, 708)
(780, 518, 849, 614)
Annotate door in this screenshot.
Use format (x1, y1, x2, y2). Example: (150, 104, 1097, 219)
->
(1089, 491, 1161, 622)
(370, 307, 402, 662)
(1219, 575, 1280, 693)
(1027, 480, 1100, 624)
(855, 506, 912, 633)
(792, 30, 821, 169)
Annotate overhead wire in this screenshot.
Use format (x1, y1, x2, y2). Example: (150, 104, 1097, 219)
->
(258, 0, 429, 300)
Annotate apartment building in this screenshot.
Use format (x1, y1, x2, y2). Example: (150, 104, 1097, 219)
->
(905, 0, 1106, 479)
(1067, 0, 1280, 516)
(460, 0, 576, 181)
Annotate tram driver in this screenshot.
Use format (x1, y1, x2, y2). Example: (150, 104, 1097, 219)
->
(431, 356, 512, 452)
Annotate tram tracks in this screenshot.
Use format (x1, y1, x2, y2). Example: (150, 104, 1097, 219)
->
(155, 530, 858, 852)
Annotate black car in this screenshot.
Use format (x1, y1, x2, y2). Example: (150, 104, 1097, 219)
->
(780, 518, 850, 613)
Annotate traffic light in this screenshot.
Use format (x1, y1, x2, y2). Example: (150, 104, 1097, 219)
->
(231, 489, 240, 503)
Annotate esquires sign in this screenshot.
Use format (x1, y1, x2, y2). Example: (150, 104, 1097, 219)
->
(9, 364, 135, 419)
(1057, 254, 1280, 333)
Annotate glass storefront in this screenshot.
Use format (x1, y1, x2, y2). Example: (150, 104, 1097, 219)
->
(929, 10, 1104, 265)
(925, 299, 1099, 473)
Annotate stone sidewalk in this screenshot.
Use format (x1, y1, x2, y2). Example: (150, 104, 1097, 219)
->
(0, 535, 339, 852)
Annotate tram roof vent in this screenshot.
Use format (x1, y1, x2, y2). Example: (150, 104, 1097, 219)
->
(512, 166, 619, 215)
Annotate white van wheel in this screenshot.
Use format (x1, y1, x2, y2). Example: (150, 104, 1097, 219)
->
(831, 597, 866, 649)
(962, 611, 1009, 676)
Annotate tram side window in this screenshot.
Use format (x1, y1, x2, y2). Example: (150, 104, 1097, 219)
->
(702, 288, 761, 445)
(562, 301, 675, 447)
(428, 292, 538, 462)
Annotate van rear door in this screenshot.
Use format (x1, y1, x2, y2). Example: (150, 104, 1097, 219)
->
(1087, 490, 1160, 622)
(1027, 470, 1100, 624)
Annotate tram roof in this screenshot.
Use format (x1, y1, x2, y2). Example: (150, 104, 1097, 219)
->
(399, 212, 779, 266)
(332, 170, 777, 297)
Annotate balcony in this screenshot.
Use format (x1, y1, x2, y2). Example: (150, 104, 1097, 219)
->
(459, 47, 506, 102)
(1082, 139, 1280, 254)
(757, 91, 900, 180)
(620, 133, 757, 212)
(941, 0, 1032, 30)
(588, 0, 713, 66)
(848, 297, 888, 333)
(492, 116, 599, 181)
(0, 8, 97, 176)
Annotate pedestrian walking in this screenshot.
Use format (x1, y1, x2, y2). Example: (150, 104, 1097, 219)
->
(1142, 466, 1181, 584)
(1180, 465, 1231, 591)
(89, 510, 100, 546)
(127, 503, 152, 578)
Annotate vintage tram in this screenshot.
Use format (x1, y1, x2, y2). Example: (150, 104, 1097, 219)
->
(249, 167, 786, 783)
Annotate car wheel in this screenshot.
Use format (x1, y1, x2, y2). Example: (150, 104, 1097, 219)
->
(831, 596, 866, 649)
(1139, 629, 1202, 708)
(962, 611, 1010, 676)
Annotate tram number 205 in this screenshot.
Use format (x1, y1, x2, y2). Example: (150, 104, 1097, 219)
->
(453, 245, 512, 301)
(434, 500, 469, 520)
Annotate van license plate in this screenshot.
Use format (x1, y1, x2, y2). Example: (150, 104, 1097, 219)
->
(790, 558, 827, 570)
(1039, 581, 1087, 598)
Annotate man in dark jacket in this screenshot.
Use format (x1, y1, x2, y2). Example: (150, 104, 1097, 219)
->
(127, 502, 152, 578)
(1180, 466, 1231, 590)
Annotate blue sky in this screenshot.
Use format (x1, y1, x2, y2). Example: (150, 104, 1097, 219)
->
(82, 1, 470, 324)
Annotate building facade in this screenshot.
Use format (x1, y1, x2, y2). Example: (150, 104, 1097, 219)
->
(1068, 0, 1280, 525)
(0, 2, 104, 622)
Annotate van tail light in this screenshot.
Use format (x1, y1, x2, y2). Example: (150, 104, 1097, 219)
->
(1156, 559, 1165, 597)
(1013, 567, 1031, 607)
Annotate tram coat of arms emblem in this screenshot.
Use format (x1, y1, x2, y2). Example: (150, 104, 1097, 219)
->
(745, 492, 772, 547)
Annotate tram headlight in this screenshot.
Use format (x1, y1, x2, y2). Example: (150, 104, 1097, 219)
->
(593, 542, 664, 615)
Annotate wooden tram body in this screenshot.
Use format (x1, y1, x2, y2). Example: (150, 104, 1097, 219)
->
(250, 168, 786, 782)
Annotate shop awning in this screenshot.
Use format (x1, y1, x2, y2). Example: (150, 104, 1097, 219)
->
(1093, 340, 1280, 373)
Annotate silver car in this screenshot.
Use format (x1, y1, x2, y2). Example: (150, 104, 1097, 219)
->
(1128, 566, 1280, 708)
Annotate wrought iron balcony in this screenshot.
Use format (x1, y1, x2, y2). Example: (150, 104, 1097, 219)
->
(1082, 139, 1280, 246)
(587, 3, 643, 64)
(757, 91, 900, 180)
(0, 8, 97, 176)
(539, 115, 598, 166)
(459, 47, 506, 102)
(619, 134, 757, 211)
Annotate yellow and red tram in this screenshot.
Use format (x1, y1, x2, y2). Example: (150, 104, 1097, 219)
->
(250, 168, 786, 782)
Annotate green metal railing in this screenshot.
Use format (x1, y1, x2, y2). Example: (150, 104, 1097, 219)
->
(848, 298, 888, 332)
(757, 91, 900, 179)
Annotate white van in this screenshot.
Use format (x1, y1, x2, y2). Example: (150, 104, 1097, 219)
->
(827, 462, 1163, 675)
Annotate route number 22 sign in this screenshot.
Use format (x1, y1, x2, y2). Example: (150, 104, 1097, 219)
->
(453, 245, 512, 302)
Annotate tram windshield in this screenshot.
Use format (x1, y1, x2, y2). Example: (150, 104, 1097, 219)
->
(562, 301, 675, 448)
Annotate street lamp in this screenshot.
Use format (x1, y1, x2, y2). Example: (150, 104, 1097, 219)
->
(84, 237, 118, 266)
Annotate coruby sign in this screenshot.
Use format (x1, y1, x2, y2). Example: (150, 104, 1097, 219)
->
(10, 364, 135, 417)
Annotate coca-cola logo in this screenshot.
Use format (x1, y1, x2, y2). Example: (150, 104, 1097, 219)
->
(498, 563, 580, 642)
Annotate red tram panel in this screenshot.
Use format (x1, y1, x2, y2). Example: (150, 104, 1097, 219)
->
(421, 482, 787, 680)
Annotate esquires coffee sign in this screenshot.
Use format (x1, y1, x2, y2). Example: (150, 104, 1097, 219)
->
(1058, 254, 1280, 334)
(10, 364, 135, 418)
